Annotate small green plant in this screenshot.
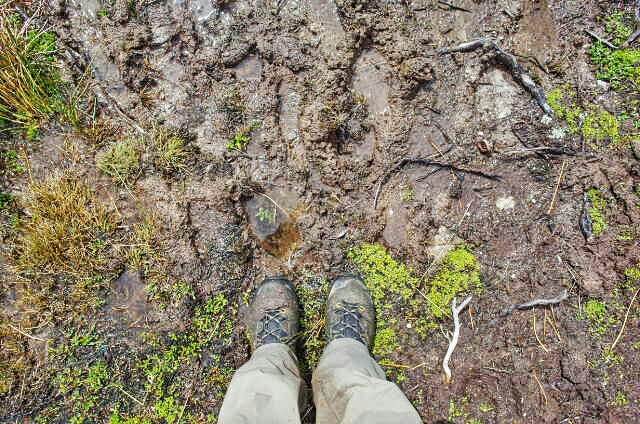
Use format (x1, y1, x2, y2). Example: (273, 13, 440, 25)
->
(604, 12, 634, 46)
(0, 12, 66, 135)
(227, 121, 260, 151)
(402, 185, 415, 202)
(97, 9, 109, 18)
(256, 207, 276, 224)
(587, 188, 607, 237)
(153, 128, 188, 172)
(612, 390, 630, 407)
(424, 246, 482, 320)
(547, 85, 636, 146)
(0, 192, 13, 210)
(98, 139, 141, 183)
(296, 275, 329, 370)
(0, 149, 25, 174)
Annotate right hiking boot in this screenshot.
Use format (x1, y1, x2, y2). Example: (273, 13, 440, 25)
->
(246, 277, 299, 351)
(326, 275, 375, 348)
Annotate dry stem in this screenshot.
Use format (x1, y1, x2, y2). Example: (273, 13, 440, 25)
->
(443, 295, 472, 383)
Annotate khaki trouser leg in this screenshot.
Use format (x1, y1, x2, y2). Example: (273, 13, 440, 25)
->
(218, 343, 304, 424)
(312, 338, 423, 424)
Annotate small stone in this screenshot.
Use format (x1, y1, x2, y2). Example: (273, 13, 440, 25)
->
(596, 80, 610, 92)
(496, 196, 516, 210)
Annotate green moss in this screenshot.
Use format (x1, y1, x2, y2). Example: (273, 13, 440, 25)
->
(624, 264, 640, 282)
(349, 243, 482, 355)
(373, 326, 399, 357)
(587, 189, 607, 237)
(548, 85, 636, 146)
(348, 243, 418, 358)
(426, 246, 482, 320)
(582, 107, 622, 144)
(604, 12, 634, 46)
(590, 42, 640, 91)
(348, 243, 420, 304)
(226, 121, 260, 151)
(582, 299, 618, 336)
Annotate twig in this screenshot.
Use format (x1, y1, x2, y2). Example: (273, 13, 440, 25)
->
(533, 312, 549, 353)
(437, 0, 472, 13)
(6, 324, 47, 342)
(501, 289, 568, 316)
(374, 157, 502, 209)
(112, 384, 144, 406)
(584, 29, 618, 50)
(439, 38, 554, 116)
(610, 287, 640, 351)
(499, 146, 577, 156)
(443, 296, 472, 383)
(532, 372, 548, 406)
(546, 159, 567, 215)
(256, 191, 291, 218)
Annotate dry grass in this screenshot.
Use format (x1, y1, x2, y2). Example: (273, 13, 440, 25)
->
(153, 127, 188, 172)
(13, 174, 119, 325)
(0, 8, 61, 136)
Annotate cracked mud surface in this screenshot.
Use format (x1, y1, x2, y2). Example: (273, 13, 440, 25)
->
(1, 0, 640, 422)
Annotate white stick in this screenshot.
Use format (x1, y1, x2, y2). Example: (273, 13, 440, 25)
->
(443, 295, 472, 383)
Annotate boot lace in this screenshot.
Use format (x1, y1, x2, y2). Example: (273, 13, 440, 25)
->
(257, 308, 289, 345)
(330, 301, 365, 344)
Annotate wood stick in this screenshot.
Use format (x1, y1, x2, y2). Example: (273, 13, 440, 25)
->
(610, 287, 640, 351)
(547, 159, 567, 215)
(584, 29, 618, 49)
(439, 39, 554, 116)
(443, 296, 472, 383)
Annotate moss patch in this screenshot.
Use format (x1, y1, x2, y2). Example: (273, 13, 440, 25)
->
(349, 243, 482, 358)
(587, 188, 607, 237)
(548, 86, 634, 147)
(582, 299, 618, 336)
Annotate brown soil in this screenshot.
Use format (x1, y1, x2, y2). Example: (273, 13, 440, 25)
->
(2, 0, 640, 423)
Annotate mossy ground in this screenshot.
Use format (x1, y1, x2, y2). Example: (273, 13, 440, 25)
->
(348, 243, 482, 360)
(586, 188, 608, 237)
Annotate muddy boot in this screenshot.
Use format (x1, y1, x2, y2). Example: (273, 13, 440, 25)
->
(246, 276, 299, 351)
(326, 275, 375, 348)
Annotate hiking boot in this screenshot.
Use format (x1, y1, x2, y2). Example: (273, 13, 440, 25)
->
(246, 277, 299, 351)
(326, 275, 375, 348)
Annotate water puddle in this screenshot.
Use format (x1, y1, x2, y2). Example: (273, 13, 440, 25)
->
(106, 269, 152, 328)
(245, 190, 302, 259)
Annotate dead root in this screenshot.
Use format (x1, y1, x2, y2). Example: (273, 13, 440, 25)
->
(438, 38, 554, 116)
(443, 295, 472, 383)
(501, 289, 568, 317)
(374, 157, 502, 209)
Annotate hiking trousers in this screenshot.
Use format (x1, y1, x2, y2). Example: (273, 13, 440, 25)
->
(218, 338, 423, 424)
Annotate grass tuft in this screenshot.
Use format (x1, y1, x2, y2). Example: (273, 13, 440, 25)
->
(152, 127, 188, 172)
(98, 138, 141, 184)
(586, 188, 607, 237)
(0, 10, 63, 136)
(14, 175, 118, 325)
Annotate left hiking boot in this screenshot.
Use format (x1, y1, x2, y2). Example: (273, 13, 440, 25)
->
(326, 275, 375, 348)
(245, 277, 299, 351)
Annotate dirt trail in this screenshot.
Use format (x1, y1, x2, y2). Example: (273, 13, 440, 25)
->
(1, 0, 640, 422)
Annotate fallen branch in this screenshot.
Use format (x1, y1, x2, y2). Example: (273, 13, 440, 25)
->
(584, 29, 618, 50)
(443, 295, 472, 383)
(501, 289, 568, 317)
(373, 157, 502, 209)
(437, 0, 472, 13)
(610, 287, 640, 351)
(623, 0, 640, 47)
(439, 38, 554, 116)
(546, 159, 567, 215)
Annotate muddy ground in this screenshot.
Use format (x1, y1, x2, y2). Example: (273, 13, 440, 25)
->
(1, 0, 640, 422)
